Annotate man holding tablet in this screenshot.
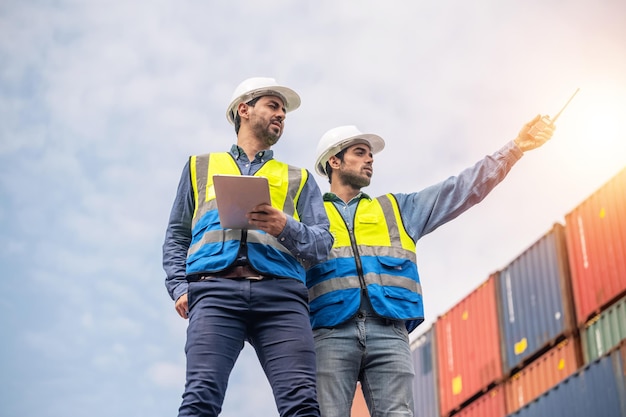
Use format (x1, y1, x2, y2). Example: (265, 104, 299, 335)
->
(162, 77, 332, 417)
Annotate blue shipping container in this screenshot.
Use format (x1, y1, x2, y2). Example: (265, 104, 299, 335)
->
(410, 327, 438, 417)
(496, 223, 576, 375)
(507, 342, 626, 417)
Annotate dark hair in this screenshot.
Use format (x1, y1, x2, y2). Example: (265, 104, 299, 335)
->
(234, 97, 262, 134)
(326, 148, 347, 184)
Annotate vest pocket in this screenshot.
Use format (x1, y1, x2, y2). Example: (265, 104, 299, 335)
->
(376, 256, 411, 272)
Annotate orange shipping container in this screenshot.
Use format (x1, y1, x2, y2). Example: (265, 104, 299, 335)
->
(454, 386, 506, 417)
(564, 167, 626, 325)
(435, 274, 503, 417)
(351, 383, 369, 417)
(504, 337, 582, 414)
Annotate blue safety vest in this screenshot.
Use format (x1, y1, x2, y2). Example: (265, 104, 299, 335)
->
(307, 194, 424, 331)
(186, 152, 307, 282)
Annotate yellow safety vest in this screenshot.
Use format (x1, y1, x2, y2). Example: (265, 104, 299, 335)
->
(186, 152, 307, 281)
(306, 194, 424, 331)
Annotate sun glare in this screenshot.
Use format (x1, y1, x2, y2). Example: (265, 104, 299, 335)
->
(558, 83, 626, 175)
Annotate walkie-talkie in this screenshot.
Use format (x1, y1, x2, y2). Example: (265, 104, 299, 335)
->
(528, 88, 580, 137)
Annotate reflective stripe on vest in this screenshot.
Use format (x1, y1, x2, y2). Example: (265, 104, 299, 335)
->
(186, 152, 307, 281)
(307, 194, 424, 331)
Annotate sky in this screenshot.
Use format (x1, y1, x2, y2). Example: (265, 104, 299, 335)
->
(1, 1, 625, 416)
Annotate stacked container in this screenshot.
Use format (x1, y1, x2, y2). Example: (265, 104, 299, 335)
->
(564, 167, 626, 326)
(503, 338, 581, 414)
(453, 386, 506, 417)
(579, 293, 626, 364)
(410, 326, 439, 417)
(435, 274, 502, 417)
(351, 383, 369, 417)
(495, 223, 576, 376)
(508, 341, 626, 417)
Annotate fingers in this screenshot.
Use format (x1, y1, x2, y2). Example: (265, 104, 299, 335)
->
(175, 294, 189, 319)
(246, 207, 287, 236)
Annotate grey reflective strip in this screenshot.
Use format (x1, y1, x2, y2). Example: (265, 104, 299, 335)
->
(309, 273, 422, 302)
(188, 229, 241, 256)
(191, 154, 212, 229)
(363, 273, 422, 293)
(378, 194, 401, 242)
(247, 232, 292, 255)
(308, 276, 361, 300)
(329, 245, 416, 263)
(283, 165, 305, 217)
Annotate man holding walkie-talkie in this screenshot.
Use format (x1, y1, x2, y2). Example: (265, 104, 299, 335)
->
(307, 111, 559, 417)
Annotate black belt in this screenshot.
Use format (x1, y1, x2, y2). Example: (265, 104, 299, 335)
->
(188, 265, 267, 281)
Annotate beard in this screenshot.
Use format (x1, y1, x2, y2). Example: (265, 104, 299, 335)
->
(250, 116, 282, 147)
(339, 169, 371, 189)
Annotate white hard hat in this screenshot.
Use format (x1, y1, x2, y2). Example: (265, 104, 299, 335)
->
(314, 125, 385, 177)
(226, 77, 301, 125)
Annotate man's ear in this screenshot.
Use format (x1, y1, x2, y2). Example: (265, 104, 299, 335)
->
(237, 102, 250, 120)
(328, 155, 341, 170)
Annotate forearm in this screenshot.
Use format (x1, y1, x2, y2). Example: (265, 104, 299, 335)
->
(162, 161, 194, 301)
(163, 225, 191, 301)
(400, 140, 523, 240)
(276, 175, 333, 266)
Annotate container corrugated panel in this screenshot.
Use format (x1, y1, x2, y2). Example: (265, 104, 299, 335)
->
(351, 383, 369, 417)
(435, 274, 502, 417)
(504, 337, 581, 415)
(564, 167, 626, 325)
(496, 223, 576, 375)
(454, 386, 506, 417)
(580, 293, 626, 364)
(410, 327, 438, 417)
(507, 341, 626, 417)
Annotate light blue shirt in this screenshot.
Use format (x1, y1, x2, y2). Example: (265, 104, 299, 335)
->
(324, 140, 524, 243)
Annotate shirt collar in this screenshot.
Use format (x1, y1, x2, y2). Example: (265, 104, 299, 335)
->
(229, 144, 273, 162)
(323, 191, 371, 204)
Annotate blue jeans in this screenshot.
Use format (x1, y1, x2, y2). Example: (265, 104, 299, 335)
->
(179, 277, 320, 417)
(313, 307, 414, 417)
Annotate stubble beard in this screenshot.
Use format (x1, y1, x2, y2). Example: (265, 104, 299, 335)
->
(251, 118, 282, 147)
(340, 169, 371, 189)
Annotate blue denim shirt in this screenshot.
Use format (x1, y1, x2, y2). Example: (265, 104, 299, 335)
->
(325, 140, 524, 243)
(163, 145, 333, 302)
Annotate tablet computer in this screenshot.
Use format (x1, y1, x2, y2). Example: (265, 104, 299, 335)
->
(213, 174, 272, 229)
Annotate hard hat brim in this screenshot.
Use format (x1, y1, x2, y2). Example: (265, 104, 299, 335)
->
(314, 133, 385, 177)
(226, 86, 301, 125)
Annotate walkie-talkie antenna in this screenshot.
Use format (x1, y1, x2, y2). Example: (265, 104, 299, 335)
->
(551, 88, 580, 123)
(528, 88, 581, 137)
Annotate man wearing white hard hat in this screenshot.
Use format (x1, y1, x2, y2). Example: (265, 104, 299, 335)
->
(307, 118, 554, 417)
(163, 77, 332, 417)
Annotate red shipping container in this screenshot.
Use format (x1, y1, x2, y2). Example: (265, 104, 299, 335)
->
(564, 167, 626, 325)
(351, 383, 370, 417)
(454, 386, 506, 417)
(504, 337, 582, 414)
(435, 274, 503, 417)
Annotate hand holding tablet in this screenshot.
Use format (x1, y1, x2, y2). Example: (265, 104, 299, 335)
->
(212, 174, 272, 229)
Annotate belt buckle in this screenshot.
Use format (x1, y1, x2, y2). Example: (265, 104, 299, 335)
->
(245, 275, 264, 281)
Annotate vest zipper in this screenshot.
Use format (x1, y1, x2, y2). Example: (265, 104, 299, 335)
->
(336, 203, 367, 291)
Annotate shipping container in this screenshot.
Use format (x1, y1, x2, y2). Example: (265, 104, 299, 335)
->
(564, 167, 626, 325)
(496, 223, 576, 375)
(410, 326, 439, 417)
(504, 337, 581, 414)
(580, 293, 626, 364)
(351, 383, 369, 417)
(453, 386, 506, 417)
(435, 274, 502, 417)
(507, 341, 626, 417)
